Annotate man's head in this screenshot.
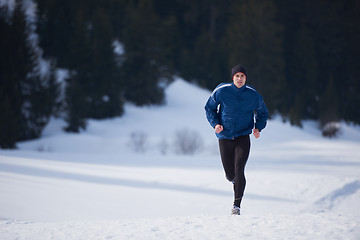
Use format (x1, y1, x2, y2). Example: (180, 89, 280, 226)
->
(231, 64, 248, 88)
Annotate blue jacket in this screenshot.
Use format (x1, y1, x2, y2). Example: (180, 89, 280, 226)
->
(205, 83, 268, 139)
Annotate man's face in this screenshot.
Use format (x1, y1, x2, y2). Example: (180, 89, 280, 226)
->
(233, 72, 246, 88)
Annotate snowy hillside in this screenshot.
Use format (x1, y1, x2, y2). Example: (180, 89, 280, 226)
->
(1, 78, 360, 239)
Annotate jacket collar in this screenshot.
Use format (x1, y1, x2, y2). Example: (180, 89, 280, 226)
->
(231, 83, 247, 91)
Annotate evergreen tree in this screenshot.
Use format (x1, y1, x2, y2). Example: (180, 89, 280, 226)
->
(0, 2, 58, 148)
(66, 3, 124, 120)
(275, 0, 322, 124)
(278, 0, 360, 127)
(35, 0, 88, 132)
(35, 0, 125, 131)
(336, 0, 360, 124)
(318, 75, 339, 137)
(63, 71, 87, 132)
(0, 5, 21, 148)
(35, 0, 77, 67)
(224, 0, 285, 115)
(319, 75, 339, 125)
(180, 27, 228, 90)
(287, 22, 319, 125)
(174, 0, 230, 89)
(121, 0, 175, 105)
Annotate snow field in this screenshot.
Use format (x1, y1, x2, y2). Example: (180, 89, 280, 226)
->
(1, 213, 358, 240)
(1, 78, 360, 239)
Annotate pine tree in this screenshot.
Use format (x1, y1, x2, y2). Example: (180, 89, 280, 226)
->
(224, 0, 285, 115)
(0, 2, 58, 148)
(36, 0, 125, 131)
(318, 75, 339, 137)
(287, 22, 319, 124)
(336, 0, 360, 124)
(35, 0, 88, 132)
(0, 5, 21, 148)
(180, 27, 228, 90)
(63, 72, 87, 132)
(172, 0, 230, 89)
(82, 6, 124, 119)
(121, 0, 175, 105)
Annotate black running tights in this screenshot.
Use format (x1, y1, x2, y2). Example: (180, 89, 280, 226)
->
(219, 135, 250, 207)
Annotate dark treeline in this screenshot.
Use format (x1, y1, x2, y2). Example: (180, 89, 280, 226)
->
(1, 0, 359, 148)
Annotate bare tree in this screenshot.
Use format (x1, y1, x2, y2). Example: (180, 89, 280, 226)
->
(158, 137, 169, 155)
(173, 129, 203, 155)
(128, 131, 148, 153)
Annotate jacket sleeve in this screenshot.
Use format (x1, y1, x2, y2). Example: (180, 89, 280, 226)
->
(254, 95, 268, 131)
(204, 91, 221, 128)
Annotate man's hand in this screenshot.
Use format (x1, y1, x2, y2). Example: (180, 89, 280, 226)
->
(215, 124, 224, 134)
(253, 128, 260, 138)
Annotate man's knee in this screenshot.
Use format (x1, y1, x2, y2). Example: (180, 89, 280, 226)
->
(226, 174, 235, 182)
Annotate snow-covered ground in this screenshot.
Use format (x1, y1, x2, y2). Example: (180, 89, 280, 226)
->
(1, 78, 360, 239)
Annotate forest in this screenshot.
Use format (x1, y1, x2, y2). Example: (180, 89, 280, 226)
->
(1, 0, 359, 148)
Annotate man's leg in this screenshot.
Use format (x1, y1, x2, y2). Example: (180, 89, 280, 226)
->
(233, 135, 250, 207)
(218, 139, 235, 182)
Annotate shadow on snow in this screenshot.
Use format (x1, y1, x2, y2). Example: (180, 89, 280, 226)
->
(0, 162, 298, 203)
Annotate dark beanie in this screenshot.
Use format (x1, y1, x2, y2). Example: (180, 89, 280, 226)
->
(231, 64, 248, 79)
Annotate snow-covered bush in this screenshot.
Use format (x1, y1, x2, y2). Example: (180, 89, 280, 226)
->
(173, 129, 203, 155)
(128, 131, 148, 153)
(321, 121, 340, 138)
